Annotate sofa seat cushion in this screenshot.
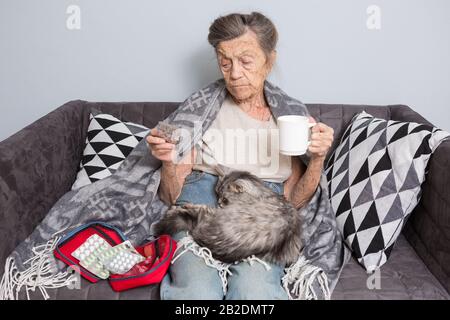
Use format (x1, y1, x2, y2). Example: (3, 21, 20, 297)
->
(332, 235, 450, 300)
(18, 275, 161, 300)
(17, 235, 447, 300)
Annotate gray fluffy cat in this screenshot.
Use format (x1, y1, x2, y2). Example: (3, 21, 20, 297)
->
(153, 168, 303, 266)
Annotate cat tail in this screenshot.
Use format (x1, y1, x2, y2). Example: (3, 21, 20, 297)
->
(152, 205, 199, 236)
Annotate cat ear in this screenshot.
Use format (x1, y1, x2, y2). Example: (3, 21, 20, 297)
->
(230, 181, 245, 193)
(234, 178, 263, 197)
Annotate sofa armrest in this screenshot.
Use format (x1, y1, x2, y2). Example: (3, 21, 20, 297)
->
(403, 140, 450, 294)
(390, 105, 450, 293)
(0, 100, 87, 275)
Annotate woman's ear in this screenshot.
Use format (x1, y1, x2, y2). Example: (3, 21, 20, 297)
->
(268, 50, 277, 70)
(271, 50, 277, 63)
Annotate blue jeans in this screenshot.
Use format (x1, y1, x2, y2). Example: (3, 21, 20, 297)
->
(160, 170, 289, 300)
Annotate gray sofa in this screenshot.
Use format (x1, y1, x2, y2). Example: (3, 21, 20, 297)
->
(0, 100, 449, 300)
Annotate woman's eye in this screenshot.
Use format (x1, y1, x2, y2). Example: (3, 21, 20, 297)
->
(221, 64, 231, 69)
(241, 56, 253, 64)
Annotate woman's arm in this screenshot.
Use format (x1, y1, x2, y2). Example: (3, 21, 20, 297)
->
(159, 156, 194, 205)
(147, 127, 197, 205)
(283, 119, 334, 209)
(283, 156, 303, 203)
(284, 157, 324, 209)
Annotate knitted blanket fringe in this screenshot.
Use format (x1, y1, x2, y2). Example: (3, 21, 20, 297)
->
(0, 237, 78, 300)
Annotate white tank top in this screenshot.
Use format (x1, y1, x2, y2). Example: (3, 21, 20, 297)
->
(192, 93, 292, 183)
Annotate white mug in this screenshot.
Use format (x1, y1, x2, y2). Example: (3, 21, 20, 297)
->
(277, 115, 315, 155)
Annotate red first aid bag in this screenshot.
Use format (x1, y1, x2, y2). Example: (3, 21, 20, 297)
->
(53, 221, 177, 292)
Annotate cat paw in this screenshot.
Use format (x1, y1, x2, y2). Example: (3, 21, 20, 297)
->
(181, 203, 195, 208)
(182, 203, 207, 210)
(167, 205, 189, 214)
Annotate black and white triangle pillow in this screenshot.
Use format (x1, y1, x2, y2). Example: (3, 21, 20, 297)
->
(325, 111, 449, 272)
(71, 113, 150, 190)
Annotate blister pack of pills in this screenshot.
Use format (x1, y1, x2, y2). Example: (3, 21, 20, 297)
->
(79, 255, 110, 279)
(71, 235, 145, 277)
(71, 234, 113, 279)
(100, 240, 145, 275)
(71, 234, 112, 261)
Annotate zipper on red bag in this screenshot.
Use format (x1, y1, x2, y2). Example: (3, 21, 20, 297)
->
(55, 223, 124, 281)
(91, 225, 121, 246)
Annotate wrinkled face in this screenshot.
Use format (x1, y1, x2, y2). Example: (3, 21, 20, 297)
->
(216, 30, 275, 101)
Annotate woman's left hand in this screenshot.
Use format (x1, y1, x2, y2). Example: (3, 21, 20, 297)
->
(308, 117, 334, 162)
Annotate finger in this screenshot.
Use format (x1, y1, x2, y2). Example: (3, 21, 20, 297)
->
(310, 139, 332, 148)
(313, 133, 333, 142)
(308, 116, 317, 124)
(150, 128, 171, 141)
(147, 135, 166, 144)
(308, 150, 327, 158)
(316, 122, 331, 133)
(153, 149, 174, 161)
(325, 136, 334, 144)
(311, 123, 321, 133)
(152, 148, 173, 156)
(150, 128, 163, 138)
(153, 143, 175, 151)
(308, 145, 327, 152)
(322, 132, 334, 140)
(309, 141, 322, 148)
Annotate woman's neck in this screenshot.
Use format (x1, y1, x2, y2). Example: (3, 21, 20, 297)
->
(230, 91, 268, 110)
(229, 91, 271, 121)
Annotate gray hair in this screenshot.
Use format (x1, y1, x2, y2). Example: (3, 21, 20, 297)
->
(207, 12, 278, 59)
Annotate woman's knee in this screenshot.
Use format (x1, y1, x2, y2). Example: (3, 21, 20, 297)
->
(160, 274, 223, 300)
(225, 262, 288, 300)
(160, 270, 224, 300)
(160, 246, 224, 300)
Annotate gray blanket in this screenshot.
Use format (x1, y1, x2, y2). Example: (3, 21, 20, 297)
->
(0, 78, 350, 300)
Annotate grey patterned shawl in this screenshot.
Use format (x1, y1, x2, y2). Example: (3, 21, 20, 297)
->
(0, 78, 350, 300)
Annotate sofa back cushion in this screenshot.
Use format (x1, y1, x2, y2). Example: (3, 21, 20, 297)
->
(81, 102, 400, 160)
(72, 109, 150, 190)
(325, 111, 449, 271)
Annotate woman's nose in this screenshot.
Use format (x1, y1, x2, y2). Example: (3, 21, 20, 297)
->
(230, 64, 243, 80)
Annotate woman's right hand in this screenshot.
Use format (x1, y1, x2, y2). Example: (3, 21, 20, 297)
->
(147, 127, 197, 205)
(146, 128, 197, 166)
(146, 128, 177, 164)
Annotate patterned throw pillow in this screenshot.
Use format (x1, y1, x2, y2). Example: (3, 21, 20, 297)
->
(71, 112, 149, 190)
(325, 111, 449, 272)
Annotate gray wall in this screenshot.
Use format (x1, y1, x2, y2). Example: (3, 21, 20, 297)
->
(1, 0, 449, 141)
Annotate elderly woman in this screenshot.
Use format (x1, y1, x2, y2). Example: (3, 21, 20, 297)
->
(146, 12, 334, 300)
